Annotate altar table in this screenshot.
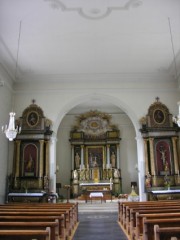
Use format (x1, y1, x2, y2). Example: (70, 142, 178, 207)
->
(89, 192, 104, 203)
(150, 189, 180, 200)
(7, 192, 58, 203)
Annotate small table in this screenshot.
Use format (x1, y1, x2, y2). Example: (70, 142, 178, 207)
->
(89, 192, 104, 203)
(85, 189, 112, 203)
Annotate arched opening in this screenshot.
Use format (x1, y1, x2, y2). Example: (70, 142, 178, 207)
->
(54, 93, 144, 199)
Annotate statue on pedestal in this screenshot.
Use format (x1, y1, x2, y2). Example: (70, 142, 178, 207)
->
(110, 152, 116, 168)
(73, 170, 78, 180)
(114, 168, 120, 178)
(75, 152, 80, 169)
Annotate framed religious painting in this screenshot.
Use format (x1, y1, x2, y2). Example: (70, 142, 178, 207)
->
(154, 139, 174, 175)
(86, 146, 105, 168)
(20, 142, 39, 177)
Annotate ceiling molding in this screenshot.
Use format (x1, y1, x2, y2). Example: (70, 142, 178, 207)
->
(44, 0, 143, 20)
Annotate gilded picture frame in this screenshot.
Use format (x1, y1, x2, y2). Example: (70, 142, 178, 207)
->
(21, 143, 39, 177)
(86, 146, 105, 168)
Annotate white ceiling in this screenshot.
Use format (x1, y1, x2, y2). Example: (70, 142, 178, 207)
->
(1, 0, 180, 85)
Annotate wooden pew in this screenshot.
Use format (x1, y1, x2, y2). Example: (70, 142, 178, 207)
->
(0, 202, 79, 239)
(135, 212, 180, 240)
(142, 218, 180, 240)
(122, 203, 180, 236)
(0, 214, 66, 240)
(0, 221, 58, 240)
(118, 201, 180, 239)
(0, 227, 50, 240)
(2, 202, 78, 228)
(154, 224, 180, 240)
(130, 206, 180, 239)
(119, 201, 180, 227)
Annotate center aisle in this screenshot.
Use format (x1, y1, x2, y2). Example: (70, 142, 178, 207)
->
(72, 201, 128, 240)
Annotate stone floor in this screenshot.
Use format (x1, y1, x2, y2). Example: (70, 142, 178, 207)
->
(72, 200, 128, 240)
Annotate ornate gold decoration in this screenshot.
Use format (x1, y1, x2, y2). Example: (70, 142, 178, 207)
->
(72, 110, 118, 136)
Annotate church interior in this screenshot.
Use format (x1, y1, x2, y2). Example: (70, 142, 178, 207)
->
(0, 0, 180, 239)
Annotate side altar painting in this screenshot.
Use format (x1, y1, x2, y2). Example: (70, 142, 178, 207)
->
(140, 98, 180, 200)
(69, 110, 122, 197)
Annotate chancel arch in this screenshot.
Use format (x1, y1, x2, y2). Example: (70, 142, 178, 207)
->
(55, 94, 141, 199)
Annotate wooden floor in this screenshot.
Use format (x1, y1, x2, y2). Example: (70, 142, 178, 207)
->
(72, 200, 128, 240)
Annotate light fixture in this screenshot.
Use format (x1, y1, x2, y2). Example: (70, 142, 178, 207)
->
(168, 18, 180, 127)
(1, 21, 22, 141)
(2, 112, 21, 141)
(173, 101, 180, 127)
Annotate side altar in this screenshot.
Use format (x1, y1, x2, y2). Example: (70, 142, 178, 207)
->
(69, 110, 122, 198)
(139, 98, 180, 200)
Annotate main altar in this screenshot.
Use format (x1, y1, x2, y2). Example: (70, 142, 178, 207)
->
(69, 110, 122, 199)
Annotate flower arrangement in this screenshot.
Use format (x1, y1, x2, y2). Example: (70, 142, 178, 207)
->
(118, 194, 128, 199)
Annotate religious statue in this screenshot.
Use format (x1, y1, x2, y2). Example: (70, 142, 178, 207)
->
(145, 172, 151, 188)
(85, 168, 90, 181)
(164, 161, 169, 172)
(114, 168, 120, 178)
(75, 152, 80, 169)
(103, 168, 107, 180)
(73, 170, 78, 180)
(26, 154, 34, 172)
(159, 145, 167, 170)
(93, 156, 98, 167)
(80, 169, 86, 181)
(44, 175, 49, 191)
(108, 168, 113, 179)
(110, 152, 116, 168)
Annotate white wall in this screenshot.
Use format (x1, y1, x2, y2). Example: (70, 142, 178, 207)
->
(0, 68, 14, 203)
(0, 75, 179, 200)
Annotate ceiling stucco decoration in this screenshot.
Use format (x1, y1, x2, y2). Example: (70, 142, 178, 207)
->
(72, 110, 118, 136)
(44, 0, 143, 20)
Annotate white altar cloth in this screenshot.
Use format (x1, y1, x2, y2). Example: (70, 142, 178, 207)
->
(89, 192, 103, 198)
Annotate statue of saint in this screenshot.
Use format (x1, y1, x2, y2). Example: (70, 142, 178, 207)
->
(26, 154, 34, 172)
(75, 152, 80, 169)
(114, 168, 120, 178)
(145, 172, 151, 188)
(80, 169, 86, 181)
(110, 152, 116, 168)
(73, 170, 78, 180)
(159, 145, 166, 167)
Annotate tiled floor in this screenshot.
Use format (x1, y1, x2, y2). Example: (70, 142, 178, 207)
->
(73, 212, 128, 240)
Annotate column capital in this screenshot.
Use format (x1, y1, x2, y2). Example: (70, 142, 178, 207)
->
(149, 138, 154, 142)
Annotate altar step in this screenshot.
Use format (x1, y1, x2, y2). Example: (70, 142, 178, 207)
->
(77, 201, 118, 213)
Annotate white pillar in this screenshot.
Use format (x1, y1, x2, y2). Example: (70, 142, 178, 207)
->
(136, 134, 147, 201)
(49, 135, 57, 193)
(81, 145, 84, 168)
